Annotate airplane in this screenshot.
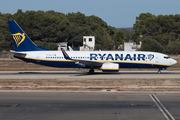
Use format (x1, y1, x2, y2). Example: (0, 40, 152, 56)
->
(8, 20, 177, 74)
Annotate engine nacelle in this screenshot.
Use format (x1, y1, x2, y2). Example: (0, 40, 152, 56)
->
(101, 63, 119, 72)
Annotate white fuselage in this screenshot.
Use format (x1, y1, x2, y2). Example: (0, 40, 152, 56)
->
(15, 50, 177, 69)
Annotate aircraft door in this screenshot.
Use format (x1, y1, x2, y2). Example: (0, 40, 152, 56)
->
(36, 54, 41, 62)
(155, 55, 159, 63)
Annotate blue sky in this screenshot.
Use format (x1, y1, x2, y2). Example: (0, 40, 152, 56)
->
(0, 0, 180, 28)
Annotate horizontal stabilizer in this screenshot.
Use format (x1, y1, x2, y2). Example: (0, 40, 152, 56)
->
(10, 50, 27, 58)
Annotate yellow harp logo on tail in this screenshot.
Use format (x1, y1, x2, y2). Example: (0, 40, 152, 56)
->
(12, 33, 25, 47)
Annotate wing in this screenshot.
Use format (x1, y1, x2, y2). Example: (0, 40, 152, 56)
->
(75, 59, 103, 67)
(61, 48, 103, 67)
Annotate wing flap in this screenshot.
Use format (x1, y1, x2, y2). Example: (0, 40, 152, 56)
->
(75, 59, 103, 67)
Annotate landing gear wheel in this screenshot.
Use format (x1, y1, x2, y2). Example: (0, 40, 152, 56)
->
(157, 70, 161, 74)
(89, 69, 94, 74)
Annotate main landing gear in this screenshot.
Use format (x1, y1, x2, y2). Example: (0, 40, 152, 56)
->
(89, 67, 94, 74)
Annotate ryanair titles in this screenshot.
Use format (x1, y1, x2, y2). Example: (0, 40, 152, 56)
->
(90, 53, 147, 61)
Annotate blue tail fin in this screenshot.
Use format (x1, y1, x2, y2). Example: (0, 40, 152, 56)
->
(8, 20, 49, 51)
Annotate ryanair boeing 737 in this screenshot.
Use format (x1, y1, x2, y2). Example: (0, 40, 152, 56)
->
(8, 20, 177, 73)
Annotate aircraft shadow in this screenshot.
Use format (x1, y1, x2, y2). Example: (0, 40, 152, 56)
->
(75, 71, 180, 76)
(0, 71, 179, 76)
(5, 71, 179, 76)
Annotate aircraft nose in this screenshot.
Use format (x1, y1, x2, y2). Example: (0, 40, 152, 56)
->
(171, 59, 177, 65)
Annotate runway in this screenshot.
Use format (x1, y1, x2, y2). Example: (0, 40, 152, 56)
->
(0, 70, 180, 79)
(0, 92, 179, 120)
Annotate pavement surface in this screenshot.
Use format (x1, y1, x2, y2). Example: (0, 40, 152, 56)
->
(0, 92, 179, 120)
(0, 71, 180, 79)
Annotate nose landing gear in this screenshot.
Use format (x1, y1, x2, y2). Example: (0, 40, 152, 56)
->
(157, 69, 161, 74)
(157, 67, 167, 74)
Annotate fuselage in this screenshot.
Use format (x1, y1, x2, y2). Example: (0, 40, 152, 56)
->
(14, 50, 177, 69)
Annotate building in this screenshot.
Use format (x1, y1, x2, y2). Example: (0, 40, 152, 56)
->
(124, 42, 136, 51)
(124, 41, 142, 51)
(80, 36, 95, 51)
(57, 42, 68, 51)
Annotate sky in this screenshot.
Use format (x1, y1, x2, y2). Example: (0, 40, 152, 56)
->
(0, 0, 180, 28)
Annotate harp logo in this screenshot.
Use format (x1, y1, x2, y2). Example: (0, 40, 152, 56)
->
(148, 54, 154, 61)
(12, 33, 25, 47)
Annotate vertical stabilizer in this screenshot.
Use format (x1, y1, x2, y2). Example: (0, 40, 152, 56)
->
(8, 20, 49, 51)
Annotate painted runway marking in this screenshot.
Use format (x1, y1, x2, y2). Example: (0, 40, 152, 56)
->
(150, 94, 175, 120)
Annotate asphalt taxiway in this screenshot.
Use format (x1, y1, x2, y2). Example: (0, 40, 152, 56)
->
(0, 71, 180, 79)
(0, 92, 179, 120)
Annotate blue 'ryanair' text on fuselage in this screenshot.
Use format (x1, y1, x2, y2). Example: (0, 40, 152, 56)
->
(90, 54, 146, 61)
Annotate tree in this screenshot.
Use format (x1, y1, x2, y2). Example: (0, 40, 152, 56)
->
(166, 41, 180, 54)
(114, 30, 127, 48)
(133, 13, 180, 54)
(140, 37, 165, 53)
(95, 44, 102, 50)
(34, 41, 57, 50)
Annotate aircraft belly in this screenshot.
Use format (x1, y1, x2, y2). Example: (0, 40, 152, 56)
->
(118, 62, 167, 68)
(38, 60, 78, 68)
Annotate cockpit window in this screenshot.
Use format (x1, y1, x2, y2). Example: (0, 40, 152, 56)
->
(164, 56, 170, 59)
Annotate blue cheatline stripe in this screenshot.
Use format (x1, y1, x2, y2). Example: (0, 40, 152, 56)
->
(14, 55, 169, 69)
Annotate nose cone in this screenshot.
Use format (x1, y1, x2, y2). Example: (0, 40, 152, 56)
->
(171, 59, 177, 66)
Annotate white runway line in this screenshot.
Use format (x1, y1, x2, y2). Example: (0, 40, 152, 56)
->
(150, 94, 175, 120)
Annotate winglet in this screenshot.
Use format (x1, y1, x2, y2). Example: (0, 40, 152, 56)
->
(68, 46, 73, 51)
(61, 48, 71, 60)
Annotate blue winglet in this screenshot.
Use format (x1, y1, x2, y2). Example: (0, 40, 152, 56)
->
(61, 48, 71, 60)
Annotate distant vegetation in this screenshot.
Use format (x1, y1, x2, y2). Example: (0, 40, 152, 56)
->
(133, 13, 180, 54)
(0, 9, 130, 51)
(0, 10, 180, 54)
